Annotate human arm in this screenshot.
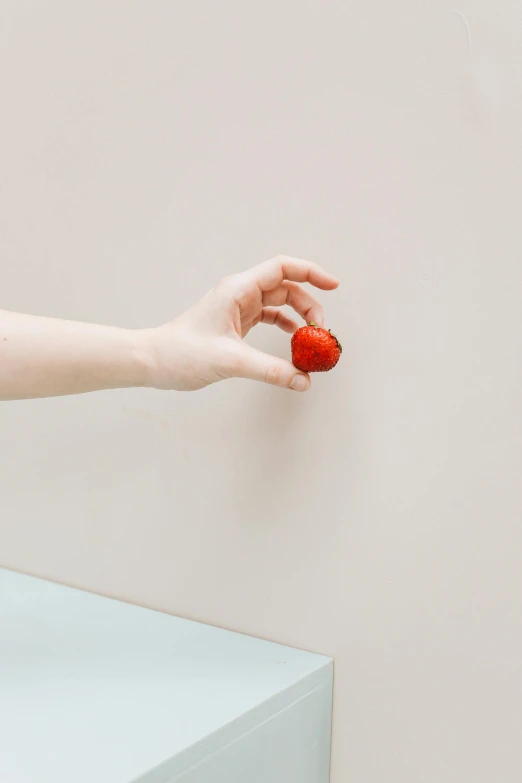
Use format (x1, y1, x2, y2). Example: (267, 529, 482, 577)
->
(0, 256, 339, 400)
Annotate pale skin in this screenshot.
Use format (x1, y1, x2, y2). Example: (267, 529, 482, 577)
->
(0, 256, 339, 401)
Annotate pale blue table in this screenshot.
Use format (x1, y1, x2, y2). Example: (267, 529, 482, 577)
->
(0, 568, 332, 782)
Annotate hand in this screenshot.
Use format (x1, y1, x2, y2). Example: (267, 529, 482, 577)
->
(146, 256, 339, 392)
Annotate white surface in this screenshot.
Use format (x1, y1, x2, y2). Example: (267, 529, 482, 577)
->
(0, 568, 332, 782)
(1, 2, 522, 782)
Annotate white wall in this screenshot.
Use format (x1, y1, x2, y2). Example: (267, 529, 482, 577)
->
(1, 2, 522, 780)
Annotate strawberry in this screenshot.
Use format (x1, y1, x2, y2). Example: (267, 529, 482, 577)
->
(291, 322, 342, 373)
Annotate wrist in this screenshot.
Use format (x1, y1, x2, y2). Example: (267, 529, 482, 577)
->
(131, 328, 158, 389)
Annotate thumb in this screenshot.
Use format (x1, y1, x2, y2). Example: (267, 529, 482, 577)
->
(235, 345, 310, 392)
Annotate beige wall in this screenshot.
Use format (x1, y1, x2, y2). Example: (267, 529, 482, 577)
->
(1, 2, 522, 780)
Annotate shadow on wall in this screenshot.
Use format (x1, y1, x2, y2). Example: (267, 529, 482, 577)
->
(232, 385, 308, 527)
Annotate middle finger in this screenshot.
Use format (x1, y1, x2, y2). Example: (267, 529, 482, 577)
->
(262, 282, 324, 326)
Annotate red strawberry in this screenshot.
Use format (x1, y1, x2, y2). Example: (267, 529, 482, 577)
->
(291, 322, 342, 373)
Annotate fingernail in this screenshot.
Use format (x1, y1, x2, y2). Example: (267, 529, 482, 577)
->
(291, 374, 310, 392)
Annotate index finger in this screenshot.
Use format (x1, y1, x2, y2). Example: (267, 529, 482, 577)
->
(247, 255, 339, 292)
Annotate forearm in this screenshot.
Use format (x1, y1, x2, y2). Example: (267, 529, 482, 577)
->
(0, 259, 339, 398)
(0, 310, 152, 400)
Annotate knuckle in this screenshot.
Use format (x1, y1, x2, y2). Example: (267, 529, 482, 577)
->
(267, 254, 287, 268)
(285, 281, 299, 300)
(216, 274, 235, 291)
(217, 273, 248, 299)
(213, 278, 237, 303)
(265, 362, 283, 386)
